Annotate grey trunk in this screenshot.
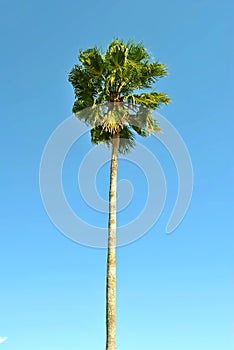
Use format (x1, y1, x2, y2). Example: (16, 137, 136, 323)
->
(106, 134, 119, 350)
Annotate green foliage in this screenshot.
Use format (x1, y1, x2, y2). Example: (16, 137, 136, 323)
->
(91, 124, 135, 154)
(68, 39, 171, 153)
(127, 92, 170, 109)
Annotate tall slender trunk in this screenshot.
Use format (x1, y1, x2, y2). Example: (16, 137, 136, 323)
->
(106, 133, 119, 350)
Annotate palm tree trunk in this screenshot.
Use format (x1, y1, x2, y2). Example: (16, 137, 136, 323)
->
(106, 133, 119, 350)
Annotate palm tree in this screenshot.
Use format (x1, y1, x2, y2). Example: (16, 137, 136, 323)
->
(68, 39, 170, 350)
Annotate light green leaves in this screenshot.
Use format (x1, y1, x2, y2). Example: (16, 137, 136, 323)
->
(105, 40, 129, 68)
(79, 47, 105, 76)
(128, 92, 171, 109)
(68, 39, 171, 152)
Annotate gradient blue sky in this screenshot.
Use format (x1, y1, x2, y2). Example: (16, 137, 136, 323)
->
(0, 0, 233, 349)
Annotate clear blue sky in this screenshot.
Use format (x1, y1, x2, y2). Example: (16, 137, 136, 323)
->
(0, 0, 233, 349)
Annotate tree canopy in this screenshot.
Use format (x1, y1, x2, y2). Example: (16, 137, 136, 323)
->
(68, 39, 171, 153)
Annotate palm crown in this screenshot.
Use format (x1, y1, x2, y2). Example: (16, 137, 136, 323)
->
(68, 39, 171, 153)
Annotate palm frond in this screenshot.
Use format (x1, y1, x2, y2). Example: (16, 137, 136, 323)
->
(79, 47, 105, 76)
(128, 92, 171, 109)
(91, 124, 135, 154)
(91, 126, 112, 145)
(127, 40, 150, 63)
(105, 40, 129, 68)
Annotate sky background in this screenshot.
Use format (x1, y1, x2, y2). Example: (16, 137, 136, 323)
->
(0, 0, 233, 349)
